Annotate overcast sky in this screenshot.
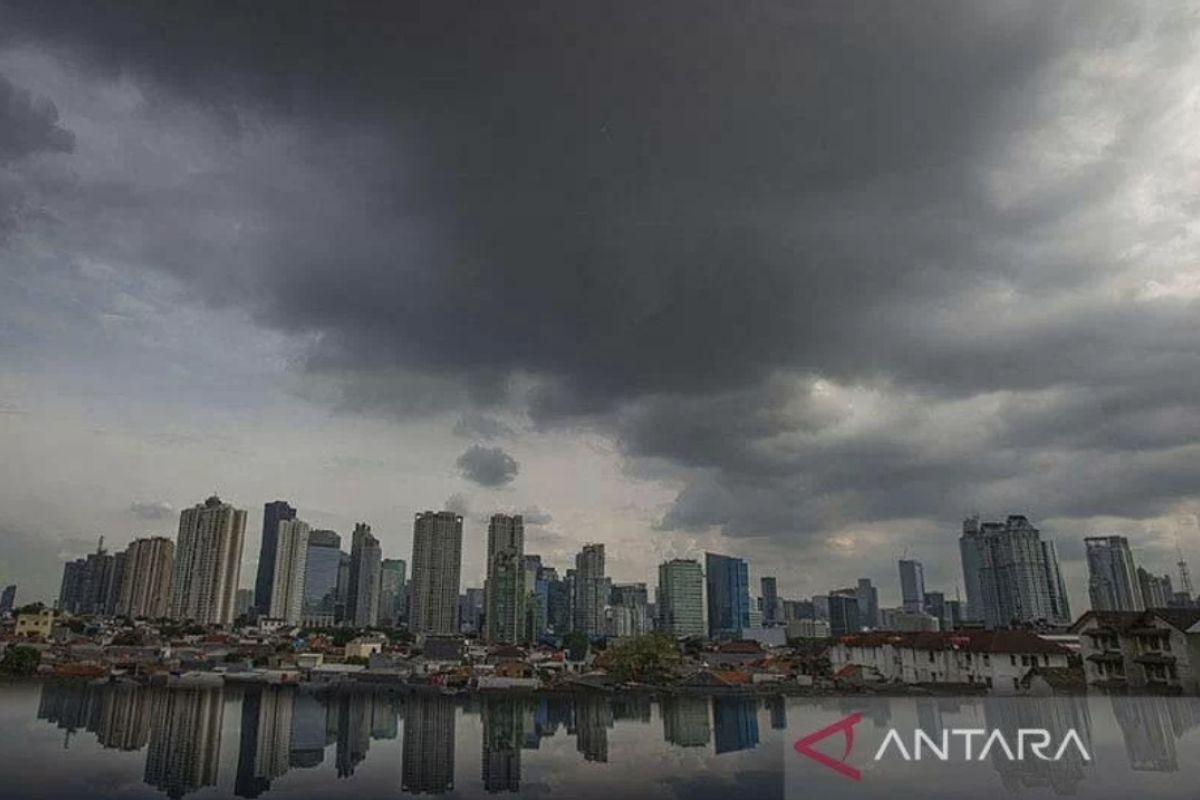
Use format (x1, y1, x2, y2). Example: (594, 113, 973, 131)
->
(2, 1, 1199, 613)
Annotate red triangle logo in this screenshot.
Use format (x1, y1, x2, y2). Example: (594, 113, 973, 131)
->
(793, 712, 863, 781)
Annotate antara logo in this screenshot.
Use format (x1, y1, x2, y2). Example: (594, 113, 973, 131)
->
(794, 713, 1091, 781)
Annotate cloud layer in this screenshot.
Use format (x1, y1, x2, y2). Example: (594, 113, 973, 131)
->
(1, 2, 1199, 605)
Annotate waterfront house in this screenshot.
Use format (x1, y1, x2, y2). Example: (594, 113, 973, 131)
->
(1071, 609, 1200, 693)
(830, 630, 1072, 694)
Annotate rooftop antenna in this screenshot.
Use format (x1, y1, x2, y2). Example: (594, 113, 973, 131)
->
(1177, 542, 1194, 597)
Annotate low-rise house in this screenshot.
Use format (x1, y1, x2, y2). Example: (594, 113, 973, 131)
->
(15, 608, 55, 639)
(831, 630, 1072, 694)
(706, 640, 766, 669)
(345, 637, 386, 660)
(1071, 609, 1200, 693)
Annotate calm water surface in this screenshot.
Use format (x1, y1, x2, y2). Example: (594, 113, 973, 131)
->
(2, 682, 1200, 799)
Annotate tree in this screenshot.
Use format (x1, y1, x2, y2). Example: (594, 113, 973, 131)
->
(562, 631, 590, 661)
(0, 645, 42, 676)
(603, 634, 682, 684)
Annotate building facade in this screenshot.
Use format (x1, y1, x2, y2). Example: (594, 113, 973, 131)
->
(116, 536, 175, 619)
(485, 514, 526, 644)
(899, 559, 926, 613)
(346, 523, 382, 627)
(378, 558, 407, 628)
(959, 515, 1071, 629)
(170, 496, 247, 625)
(301, 529, 341, 626)
(410, 511, 464, 636)
(1086, 535, 1145, 612)
(705, 552, 750, 640)
(254, 500, 297, 616)
(573, 544, 609, 638)
(657, 556, 700, 638)
(269, 518, 310, 624)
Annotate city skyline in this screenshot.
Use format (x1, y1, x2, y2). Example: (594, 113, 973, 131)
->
(3, 2, 1200, 628)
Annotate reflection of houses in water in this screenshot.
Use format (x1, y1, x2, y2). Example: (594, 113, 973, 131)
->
(611, 695, 652, 723)
(661, 695, 711, 748)
(37, 682, 153, 751)
(402, 694, 456, 794)
(711, 697, 759, 755)
(981, 698, 1091, 795)
(235, 686, 294, 798)
(289, 692, 329, 769)
(334, 692, 372, 778)
(1111, 695, 1200, 773)
(767, 695, 787, 731)
(482, 696, 524, 792)
(523, 697, 572, 750)
(144, 688, 223, 800)
(572, 695, 613, 763)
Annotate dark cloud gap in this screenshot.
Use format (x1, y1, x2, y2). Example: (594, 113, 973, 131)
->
(456, 445, 520, 488)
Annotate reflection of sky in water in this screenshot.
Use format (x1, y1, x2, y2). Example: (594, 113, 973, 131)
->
(2, 684, 1200, 799)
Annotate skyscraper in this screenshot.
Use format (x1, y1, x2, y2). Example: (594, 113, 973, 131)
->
(268, 519, 310, 624)
(116, 536, 175, 619)
(856, 578, 880, 629)
(657, 559, 705, 638)
(346, 523, 382, 627)
(1137, 567, 1174, 609)
(0, 584, 15, 615)
(59, 538, 123, 616)
(301, 530, 341, 626)
(705, 552, 750, 639)
(573, 544, 609, 638)
(1086, 536, 1145, 612)
(378, 558, 407, 627)
(959, 515, 1071, 628)
(828, 590, 861, 637)
(254, 501, 297, 616)
(170, 496, 248, 625)
(899, 559, 926, 613)
(760, 576, 779, 625)
(485, 514, 526, 644)
(410, 511, 464, 635)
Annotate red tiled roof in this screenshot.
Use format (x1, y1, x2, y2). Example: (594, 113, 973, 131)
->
(838, 629, 1069, 655)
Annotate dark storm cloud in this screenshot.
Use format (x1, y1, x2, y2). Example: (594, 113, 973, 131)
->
(129, 501, 173, 521)
(2, 1, 1199, 547)
(0, 72, 73, 162)
(457, 445, 520, 488)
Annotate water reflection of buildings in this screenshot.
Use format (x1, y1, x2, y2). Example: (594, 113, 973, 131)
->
(1112, 695, 1200, 772)
(402, 694, 456, 794)
(712, 697, 759, 754)
(981, 697, 1091, 796)
(661, 696, 711, 748)
(335, 692, 372, 779)
(235, 686, 294, 798)
(289, 691, 331, 769)
(767, 695, 787, 730)
(572, 695, 614, 763)
(38, 682, 153, 751)
(482, 696, 523, 792)
(144, 688, 224, 800)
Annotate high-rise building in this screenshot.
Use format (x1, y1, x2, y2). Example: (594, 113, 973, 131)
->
(254, 501, 297, 616)
(116, 537, 175, 619)
(527, 562, 551, 642)
(959, 515, 1072, 628)
(658, 559, 705, 638)
(573, 544, 610, 638)
(899, 559, 926, 613)
(607, 582, 650, 638)
(346, 523, 382, 627)
(1086, 535, 1144, 612)
(410, 511, 464, 635)
(268, 519, 310, 624)
(544, 570, 571, 636)
(923, 590, 946, 630)
(301, 530, 341, 626)
(485, 514, 526, 644)
(0, 584, 16, 614)
(378, 558, 407, 627)
(459, 587, 484, 635)
(170, 496, 248, 626)
(705, 552, 750, 639)
(58, 539, 123, 616)
(828, 591, 861, 637)
(856, 578, 880, 629)
(1137, 567, 1174, 609)
(236, 589, 255, 619)
(760, 576, 779, 625)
